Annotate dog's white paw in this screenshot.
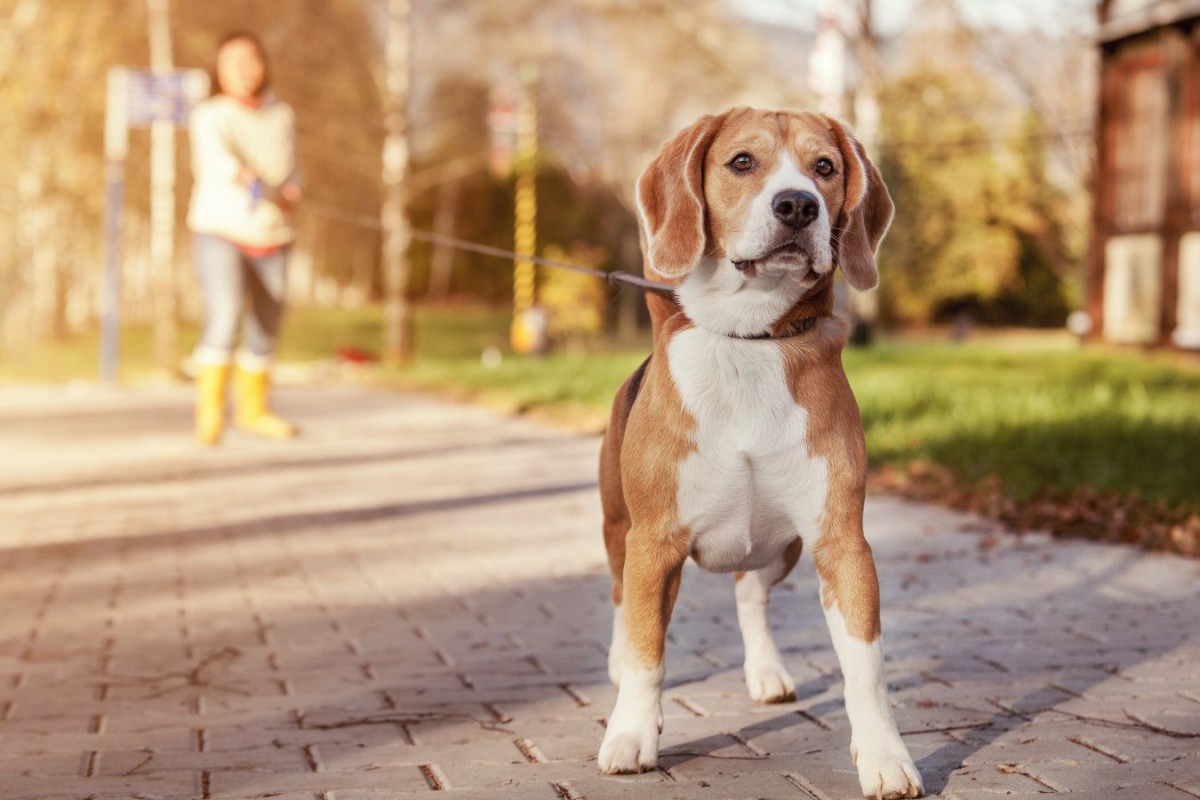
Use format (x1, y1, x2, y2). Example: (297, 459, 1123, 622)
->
(851, 737, 923, 799)
(598, 714, 660, 774)
(744, 658, 796, 704)
(599, 663, 664, 774)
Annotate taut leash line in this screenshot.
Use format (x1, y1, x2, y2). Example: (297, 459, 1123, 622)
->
(303, 200, 677, 300)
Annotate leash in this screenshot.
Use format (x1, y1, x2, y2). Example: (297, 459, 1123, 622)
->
(409, 229, 678, 300)
(303, 200, 677, 300)
(304, 200, 822, 339)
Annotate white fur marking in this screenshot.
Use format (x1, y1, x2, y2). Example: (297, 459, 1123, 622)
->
(607, 605, 626, 686)
(667, 328, 828, 571)
(676, 257, 813, 337)
(732, 155, 828, 264)
(821, 600, 923, 798)
(735, 568, 796, 703)
(597, 663, 665, 774)
(675, 154, 833, 338)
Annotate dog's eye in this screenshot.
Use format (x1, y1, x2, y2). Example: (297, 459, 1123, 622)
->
(729, 153, 755, 172)
(815, 158, 836, 177)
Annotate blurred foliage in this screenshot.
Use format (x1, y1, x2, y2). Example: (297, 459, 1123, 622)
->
(877, 66, 1074, 327)
(400, 155, 642, 305)
(539, 243, 609, 344)
(0, 0, 1094, 352)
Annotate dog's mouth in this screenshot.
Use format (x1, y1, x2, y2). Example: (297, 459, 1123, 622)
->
(731, 241, 808, 276)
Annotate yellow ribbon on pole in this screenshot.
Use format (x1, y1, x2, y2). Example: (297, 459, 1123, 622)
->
(510, 64, 543, 355)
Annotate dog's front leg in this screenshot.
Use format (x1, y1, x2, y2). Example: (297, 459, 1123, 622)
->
(813, 530, 923, 799)
(598, 528, 686, 774)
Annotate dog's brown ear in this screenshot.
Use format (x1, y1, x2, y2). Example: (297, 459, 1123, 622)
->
(827, 118, 893, 291)
(636, 112, 729, 278)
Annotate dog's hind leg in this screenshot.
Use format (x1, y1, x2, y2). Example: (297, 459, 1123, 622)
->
(735, 537, 803, 704)
(600, 470, 630, 685)
(599, 360, 648, 686)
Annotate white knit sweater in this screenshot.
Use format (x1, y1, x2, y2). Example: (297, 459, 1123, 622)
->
(187, 94, 298, 247)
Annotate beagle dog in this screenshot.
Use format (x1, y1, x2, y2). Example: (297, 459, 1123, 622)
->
(597, 107, 923, 799)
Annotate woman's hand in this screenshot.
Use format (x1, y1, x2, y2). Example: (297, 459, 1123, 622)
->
(236, 165, 258, 187)
(277, 181, 302, 213)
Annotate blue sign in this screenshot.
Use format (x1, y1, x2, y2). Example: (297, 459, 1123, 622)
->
(125, 69, 208, 126)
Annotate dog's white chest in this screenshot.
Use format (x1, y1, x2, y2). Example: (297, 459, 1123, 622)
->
(667, 328, 828, 572)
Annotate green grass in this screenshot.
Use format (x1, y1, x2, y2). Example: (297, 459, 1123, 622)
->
(3, 305, 1197, 524)
(389, 349, 647, 423)
(371, 306, 649, 426)
(845, 342, 1200, 510)
(0, 305, 518, 383)
(0, 323, 175, 384)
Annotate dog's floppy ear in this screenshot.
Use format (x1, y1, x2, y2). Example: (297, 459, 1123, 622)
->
(636, 111, 729, 278)
(826, 117, 893, 291)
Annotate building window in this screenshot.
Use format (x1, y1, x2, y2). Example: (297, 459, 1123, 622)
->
(1186, 29, 1200, 223)
(1111, 50, 1168, 231)
(1104, 234, 1162, 344)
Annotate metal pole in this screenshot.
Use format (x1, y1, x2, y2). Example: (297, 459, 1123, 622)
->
(101, 67, 129, 383)
(101, 168, 126, 383)
(147, 0, 178, 371)
(850, 0, 881, 333)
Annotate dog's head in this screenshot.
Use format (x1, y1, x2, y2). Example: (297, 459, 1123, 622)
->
(636, 107, 893, 336)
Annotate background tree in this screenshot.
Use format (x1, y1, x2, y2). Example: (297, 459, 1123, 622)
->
(0, 0, 1096, 359)
(875, 2, 1080, 325)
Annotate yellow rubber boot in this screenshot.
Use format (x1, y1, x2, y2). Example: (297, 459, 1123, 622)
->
(195, 363, 230, 446)
(235, 366, 296, 439)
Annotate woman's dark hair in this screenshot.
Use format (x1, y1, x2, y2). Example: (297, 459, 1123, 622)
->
(211, 31, 270, 96)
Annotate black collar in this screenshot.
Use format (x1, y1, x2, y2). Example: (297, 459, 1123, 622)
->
(727, 315, 819, 340)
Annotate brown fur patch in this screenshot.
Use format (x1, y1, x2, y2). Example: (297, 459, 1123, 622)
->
(599, 389, 632, 606)
(600, 314, 697, 667)
(599, 356, 652, 607)
(769, 276, 836, 338)
(637, 113, 731, 279)
(824, 116, 894, 291)
(775, 537, 805, 586)
(781, 320, 881, 642)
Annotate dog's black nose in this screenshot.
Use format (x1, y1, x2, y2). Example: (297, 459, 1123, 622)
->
(772, 190, 820, 228)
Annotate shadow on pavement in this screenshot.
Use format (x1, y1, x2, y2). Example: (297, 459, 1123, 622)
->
(1, 384, 1197, 799)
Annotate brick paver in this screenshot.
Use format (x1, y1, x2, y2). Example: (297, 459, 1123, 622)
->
(1, 382, 1197, 800)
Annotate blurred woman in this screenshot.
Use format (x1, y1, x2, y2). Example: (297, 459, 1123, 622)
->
(188, 31, 300, 445)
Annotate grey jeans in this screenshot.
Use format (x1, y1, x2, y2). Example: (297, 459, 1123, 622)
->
(193, 233, 289, 367)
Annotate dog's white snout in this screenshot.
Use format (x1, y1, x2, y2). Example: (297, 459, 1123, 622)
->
(732, 156, 829, 268)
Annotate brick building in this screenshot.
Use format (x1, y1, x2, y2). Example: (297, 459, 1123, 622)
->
(1091, 0, 1200, 347)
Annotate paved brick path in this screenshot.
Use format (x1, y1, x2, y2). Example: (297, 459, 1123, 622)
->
(1, 383, 1198, 800)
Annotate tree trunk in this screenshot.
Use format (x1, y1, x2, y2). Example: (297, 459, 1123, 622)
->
(850, 0, 881, 328)
(427, 178, 461, 301)
(382, 0, 413, 363)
